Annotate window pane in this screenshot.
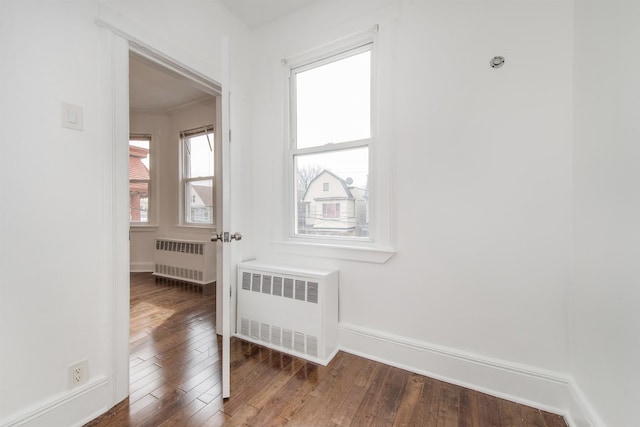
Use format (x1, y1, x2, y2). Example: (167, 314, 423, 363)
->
(295, 147, 369, 237)
(185, 133, 214, 178)
(130, 181, 149, 222)
(295, 50, 371, 149)
(129, 139, 150, 223)
(186, 179, 213, 224)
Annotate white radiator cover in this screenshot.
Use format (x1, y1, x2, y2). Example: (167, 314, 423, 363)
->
(236, 261, 339, 365)
(153, 238, 215, 285)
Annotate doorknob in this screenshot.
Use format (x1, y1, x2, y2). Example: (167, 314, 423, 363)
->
(211, 232, 242, 242)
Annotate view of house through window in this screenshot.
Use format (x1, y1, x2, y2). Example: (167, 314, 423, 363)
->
(292, 44, 372, 238)
(181, 126, 214, 225)
(129, 135, 151, 223)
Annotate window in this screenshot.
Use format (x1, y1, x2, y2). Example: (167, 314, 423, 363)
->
(290, 43, 372, 239)
(322, 203, 340, 219)
(129, 135, 151, 223)
(181, 126, 214, 225)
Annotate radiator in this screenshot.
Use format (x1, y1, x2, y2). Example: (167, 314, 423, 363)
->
(236, 261, 339, 365)
(153, 238, 215, 285)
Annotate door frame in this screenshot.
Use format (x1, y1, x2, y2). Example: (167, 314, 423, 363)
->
(97, 10, 230, 407)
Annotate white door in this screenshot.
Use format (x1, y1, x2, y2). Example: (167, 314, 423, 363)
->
(215, 36, 233, 399)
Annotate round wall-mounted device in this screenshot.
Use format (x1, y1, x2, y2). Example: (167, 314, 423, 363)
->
(490, 56, 505, 69)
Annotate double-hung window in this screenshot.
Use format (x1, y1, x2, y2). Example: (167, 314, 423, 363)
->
(181, 126, 214, 225)
(129, 134, 152, 223)
(290, 42, 373, 239)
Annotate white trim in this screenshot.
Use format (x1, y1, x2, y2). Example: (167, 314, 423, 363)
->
(339, 323, 598, 427)
(283, 25, 378, 69)
(180, 128, 216, 228)
(129, 261, 154, 272)
(96, 3, 220, 95)
(130, 225, 158, 232)
(293, 137, 372, 156)
(283, 27, 392, 253)
(97, 6, 226, 410)
(128, 133, 155, 225)
(2, 377, 109, 427)
(99, 27, 131, 411)
(271, 240, 395, 263)
(175, 224, 216, 231)
(568, 379, 607, 427)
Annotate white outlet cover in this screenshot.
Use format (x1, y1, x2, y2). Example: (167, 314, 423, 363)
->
(61, 102, 83, 131)
(68, 360, 89, 389)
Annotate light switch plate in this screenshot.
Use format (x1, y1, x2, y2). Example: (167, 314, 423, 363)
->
(62, 102, 83, 131)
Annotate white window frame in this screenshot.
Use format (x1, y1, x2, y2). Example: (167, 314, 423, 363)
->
(129, 133, 153, 226)
(180, 125, 215, 227)
(280, 28, 394, 263)
(289, 42, 374, 242)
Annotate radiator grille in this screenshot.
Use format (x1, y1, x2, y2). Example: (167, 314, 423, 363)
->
(261, 323, 270, 343)
(237, 263, 338, 365)
(273, 276, 283, 296)
(237, 273, 322, 358)
(153, 238, 214, 285)
(155, 264, 203, 282)
(306, 335, 318, 357)
(242, 273, 319, 304)
(262, 275, 272, 294)
(242, 272, 251, 290)
(156, 239, 204, 255)
(284, 278, 294, 299)
(253, 325, 317, 359)
(282, 329, 293, 349)
(307, 282, 319, 304)
(271, 326, 282, 346)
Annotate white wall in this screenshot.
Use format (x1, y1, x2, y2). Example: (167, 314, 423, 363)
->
(0, 0, 250, 425)
(129, 100, 217, 272)
(249, 0, 575, 417)
(572, 1, 640, 426)
(0, 1, 113, 423)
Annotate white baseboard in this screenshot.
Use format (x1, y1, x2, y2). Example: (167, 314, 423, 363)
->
(567, 378, 606, 427)
(130, 261, 153, 272)
(339, 323, 601, 427)
(1, 376, 109, 427)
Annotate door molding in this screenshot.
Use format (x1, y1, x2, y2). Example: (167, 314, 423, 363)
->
(97, 4, 224, 407)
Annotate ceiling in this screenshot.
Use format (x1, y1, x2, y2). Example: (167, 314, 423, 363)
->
(129, 54, 213, 112)
(130, 1, 319, 111)
(220, 0, 318, 29)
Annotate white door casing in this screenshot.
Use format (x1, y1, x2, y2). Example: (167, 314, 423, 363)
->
(97, 7, 234, 404)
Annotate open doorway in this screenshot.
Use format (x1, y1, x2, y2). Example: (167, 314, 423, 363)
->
(122, 52, 226, 422)
(128, 52, 219, 277)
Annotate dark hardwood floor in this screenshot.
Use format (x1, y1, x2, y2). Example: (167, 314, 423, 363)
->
(85, 272, 567, 426)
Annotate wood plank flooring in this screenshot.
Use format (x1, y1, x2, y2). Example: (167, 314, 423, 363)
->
(85, 272, 567, 426)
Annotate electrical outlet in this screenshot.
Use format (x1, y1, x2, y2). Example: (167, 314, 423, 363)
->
(68, 360, 88, 389)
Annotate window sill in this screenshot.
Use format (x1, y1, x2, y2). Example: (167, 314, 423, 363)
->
(271, 240, 395, 264)
(130, 225, 158, 232)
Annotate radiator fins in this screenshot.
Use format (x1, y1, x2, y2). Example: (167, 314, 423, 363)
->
(247, 273, 318, 304)
(156, 240, 204, 255)
(237, 270, 330, 362)
(155, 264, 203, 282)
(238, 317, 321, 358)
